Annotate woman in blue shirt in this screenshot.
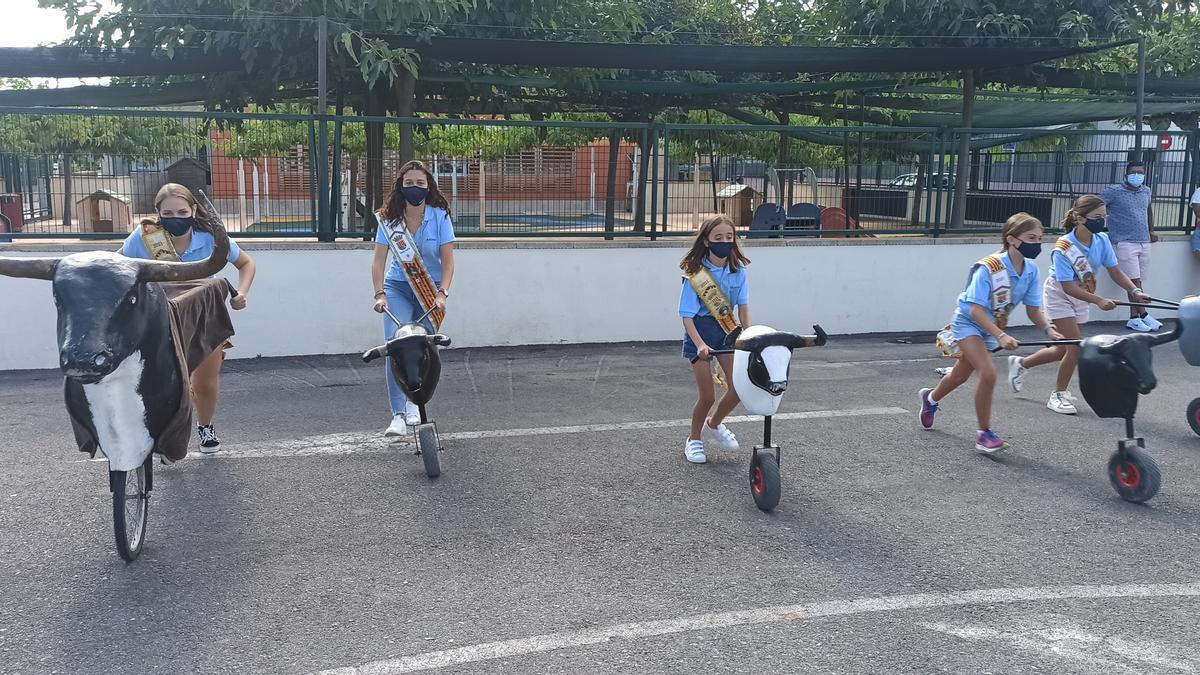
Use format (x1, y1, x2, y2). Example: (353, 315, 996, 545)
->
(678, 214, 751, 465)
(1007, 195, 1150, 415)
(371, 161, 456, 437)
(919, 213, 1062, 454)
(121, 183, 258, 452)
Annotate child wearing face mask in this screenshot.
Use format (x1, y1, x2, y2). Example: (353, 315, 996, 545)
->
(120, 182, 257, 452)
(1005, 195, 1151, 415)
(678, 214, 752, 464)
(919, 213, 1063, 454)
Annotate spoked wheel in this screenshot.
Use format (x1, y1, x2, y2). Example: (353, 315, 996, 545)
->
(417, 424, 441, 479)
(1187, 398, 1200, 437)
(111, 463, 150, 562)
(1108, 447, 1162, 504)
(748, 453, 781, 512)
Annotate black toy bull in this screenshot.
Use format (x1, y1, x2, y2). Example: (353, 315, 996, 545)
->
(1077, 317, 1184, 504)
(0, 223, 232, 561)
(363, 318, 452, 478)
(1078, 322, 1181, 420)
(0, 234, 230, 470)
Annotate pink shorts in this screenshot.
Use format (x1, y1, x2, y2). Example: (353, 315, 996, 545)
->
(1115, 241, 1152, 281)
(1043, 278, 1090, 323)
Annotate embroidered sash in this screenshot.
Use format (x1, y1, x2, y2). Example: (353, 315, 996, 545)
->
(381, 217, 445, 330)
(139, 221, 181, 262)
(1055, 237, 1096, 293)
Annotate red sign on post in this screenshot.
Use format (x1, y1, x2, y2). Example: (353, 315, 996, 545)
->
(1159, 134, 1173, 151)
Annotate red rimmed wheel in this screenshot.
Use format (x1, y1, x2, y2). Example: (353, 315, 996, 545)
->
(748, 453, 781, 512)
(1108, 447, 1161, 504)
(1186, 398, 1200, 437)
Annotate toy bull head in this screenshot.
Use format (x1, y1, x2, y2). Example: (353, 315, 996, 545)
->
(732, 324, 827, 416)
(0, 233, 229, 383)
(1078, 321, 1181, 419)
(363, 323, 452, 407)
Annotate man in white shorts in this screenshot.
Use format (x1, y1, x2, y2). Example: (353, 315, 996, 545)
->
(1191, 185, 1200, 260)
(1101, 160, 1158, 332)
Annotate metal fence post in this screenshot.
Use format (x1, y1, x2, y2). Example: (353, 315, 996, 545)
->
(649, 125, 659, 241)
(661, 127, 671, 235)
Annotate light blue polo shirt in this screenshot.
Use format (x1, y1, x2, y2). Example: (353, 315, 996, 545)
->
(121, 229, 242, 265)
(1100, 183, 1152, 243)
(1052, 231, 1118, 282)
(375, 207, 456, 285)
(956, 251, 1041, 320)
(679, 258, 749, 318)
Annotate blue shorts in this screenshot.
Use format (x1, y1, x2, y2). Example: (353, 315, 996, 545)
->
(1191, 228, 1200, 253)
(950, 310, 999, 351)
(682, 315, 730, 360)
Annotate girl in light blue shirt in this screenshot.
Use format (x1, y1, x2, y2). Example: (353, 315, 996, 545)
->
(1007, 195, 1149, 414)
(678, 214, 751, 465)
(919, 213, 1061, 454)
(370, 161, 456, 437)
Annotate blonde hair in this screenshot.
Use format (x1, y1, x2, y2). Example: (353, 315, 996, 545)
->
(145, 182, 217, 233)
(999, 212, 1042, 252)
(1060, 194, 1105, 232)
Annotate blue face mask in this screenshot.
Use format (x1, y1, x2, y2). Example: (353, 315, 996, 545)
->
(401, 185, 429, 206)
(1084, 217, 1107, 234)
(1126, 173, 1145, 188)
(708, 241, 735, 259)
(159, 216, 194, 237)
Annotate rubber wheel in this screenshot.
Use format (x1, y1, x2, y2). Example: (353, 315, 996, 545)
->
(1187, 398, 1200, 437)
(112, 466, 149, 562)
(748, 453, 781, 512)
(1108, 447, 1162, 504)
(417, 424, 441, 479)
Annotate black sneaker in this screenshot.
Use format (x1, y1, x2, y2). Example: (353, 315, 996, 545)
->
(198, 424, 221, 453)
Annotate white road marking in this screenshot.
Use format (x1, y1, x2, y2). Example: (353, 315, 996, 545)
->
(920, 620, 1200, 673)
(312, 582, 1200, 674)
(157, 406, 906, 460)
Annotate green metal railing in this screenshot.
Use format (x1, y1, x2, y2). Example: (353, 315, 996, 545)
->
(1, 106, 1196, 241)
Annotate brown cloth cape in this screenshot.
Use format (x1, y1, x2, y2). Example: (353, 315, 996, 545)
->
(68, 279, 235, 462)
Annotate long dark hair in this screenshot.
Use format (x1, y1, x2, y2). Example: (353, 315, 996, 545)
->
(379, 160, 451, 222)
(679, 214, 750, 275)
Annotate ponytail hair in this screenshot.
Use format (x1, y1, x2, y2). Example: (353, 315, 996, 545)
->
(1059, 194, 1105, 232)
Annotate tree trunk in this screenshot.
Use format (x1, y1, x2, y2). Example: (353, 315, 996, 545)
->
(950, 69, 976, 230)
(364, 89, 385, 230)
(397, 70, 417, 163)
(604, 130, 620, 240)
(911, 153, 926, 229)
(634, 131, 651, 232)
(348, 156, 359, 232)
(61, 154, 73, 229)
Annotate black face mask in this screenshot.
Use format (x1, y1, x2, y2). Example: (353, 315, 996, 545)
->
(1084, 217, 1107, 234)
(160, 216, 194, 237)
(1015, 241, 1043, 260)
(402, 186, 429, 206)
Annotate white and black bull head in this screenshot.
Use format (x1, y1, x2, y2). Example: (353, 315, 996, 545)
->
(732, 324, 828, 416)
(0, 230, 229, 471)
(1078, 321, 1182, 420)
(362, 323, 452, 407)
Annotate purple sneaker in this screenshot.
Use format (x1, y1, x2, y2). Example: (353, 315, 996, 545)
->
(918, 388, 938, 429)
(975, 429, 1009, 455)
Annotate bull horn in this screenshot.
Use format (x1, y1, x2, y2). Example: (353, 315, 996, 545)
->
(0, 256, 59, 280)
(137, 215, 231, 283)
(1150, 319, 1183, 346)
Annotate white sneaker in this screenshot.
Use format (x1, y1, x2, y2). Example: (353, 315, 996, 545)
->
(1127, 317, 1152, 332)
(384, 414, 407, 437)
(1063, 390, 1078, 403)
(701, 421, 739, 451)
(1142, 314, 1163, 331)
(684, 439, 707, 464)
(404, 401, 421, 426)
(1007, 355, 1027, 393)
(934, 366, 953, 377)
(1047, 391, 1078, 415)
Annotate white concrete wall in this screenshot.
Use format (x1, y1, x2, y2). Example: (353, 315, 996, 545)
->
(3, 237, 1200, 371)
